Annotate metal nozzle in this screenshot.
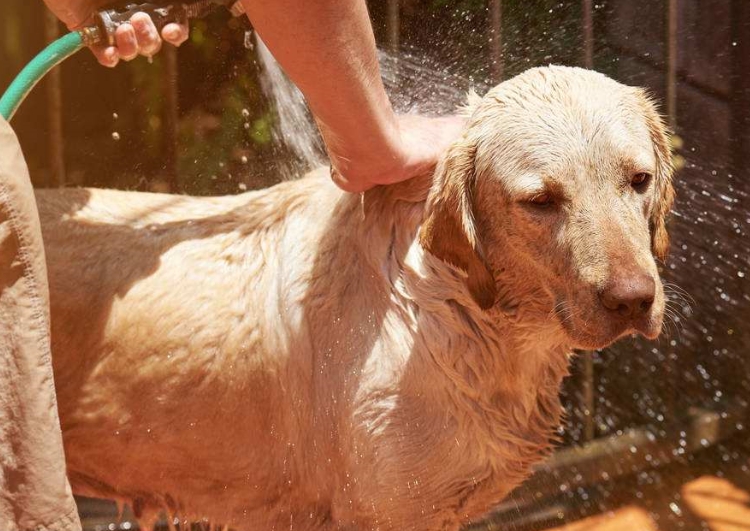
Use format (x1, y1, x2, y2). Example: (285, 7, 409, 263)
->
(91, 0, 240, 48)
(79, 25, 103, 46)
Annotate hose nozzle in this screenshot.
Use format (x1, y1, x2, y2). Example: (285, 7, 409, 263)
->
(88, 0, 240, 47)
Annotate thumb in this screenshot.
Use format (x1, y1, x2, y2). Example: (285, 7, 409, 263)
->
(330, 166, 375, 193)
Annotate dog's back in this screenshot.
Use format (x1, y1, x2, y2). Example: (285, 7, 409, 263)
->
(37, 172, 362, 524)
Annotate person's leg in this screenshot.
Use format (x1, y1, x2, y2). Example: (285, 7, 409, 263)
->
(0, 118, 81, 531)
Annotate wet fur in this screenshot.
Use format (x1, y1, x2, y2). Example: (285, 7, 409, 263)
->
(38, 66, 672, 530)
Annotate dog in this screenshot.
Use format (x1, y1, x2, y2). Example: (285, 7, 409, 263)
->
(37, 65, 673, 530)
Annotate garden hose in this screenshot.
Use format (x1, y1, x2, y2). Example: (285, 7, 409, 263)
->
(0, 0, 241, 122)
(0, 31, 85, 121)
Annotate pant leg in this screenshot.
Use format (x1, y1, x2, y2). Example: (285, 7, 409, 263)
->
(0, 118, 81, 531)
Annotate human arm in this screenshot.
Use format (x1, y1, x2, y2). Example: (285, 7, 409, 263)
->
(240, 0, 464, 192)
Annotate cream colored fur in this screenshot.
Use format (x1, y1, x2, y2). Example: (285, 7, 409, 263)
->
(37, 66, 673, 530)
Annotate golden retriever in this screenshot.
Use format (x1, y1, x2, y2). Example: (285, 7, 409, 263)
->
(37, 66, 673, 530)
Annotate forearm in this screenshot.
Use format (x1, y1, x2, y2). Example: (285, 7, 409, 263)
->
(241, 0, 400, 175)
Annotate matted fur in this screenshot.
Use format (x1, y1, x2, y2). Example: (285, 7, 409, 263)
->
(38, 66, 673, 530)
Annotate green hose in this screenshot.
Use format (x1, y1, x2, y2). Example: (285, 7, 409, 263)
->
(0, 31, 85, 121)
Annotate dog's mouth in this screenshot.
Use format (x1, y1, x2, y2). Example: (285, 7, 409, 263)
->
(553, 299, 664, 350)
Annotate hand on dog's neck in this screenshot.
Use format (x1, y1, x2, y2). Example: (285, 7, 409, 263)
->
(347, 177, 571, 353)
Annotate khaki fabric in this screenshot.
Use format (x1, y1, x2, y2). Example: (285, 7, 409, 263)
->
(0, 118, 81, 531)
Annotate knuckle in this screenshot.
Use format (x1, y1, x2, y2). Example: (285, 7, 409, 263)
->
(130, 11, 149, 22)
(115, 23, 133, 38)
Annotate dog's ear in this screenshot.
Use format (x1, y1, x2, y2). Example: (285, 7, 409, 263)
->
(419, 138, 497, 310)
(637, 90, 675, 262)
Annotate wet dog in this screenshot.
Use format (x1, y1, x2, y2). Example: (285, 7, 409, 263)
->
(38, 66, 673, 530)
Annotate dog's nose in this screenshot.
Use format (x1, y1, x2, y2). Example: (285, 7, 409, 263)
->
(599, 273, 655, 318)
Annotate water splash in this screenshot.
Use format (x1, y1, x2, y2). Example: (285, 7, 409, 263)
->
(379, 47, 488, 116)
(254, 36, 483, 180)
(255, 34, 326, 178)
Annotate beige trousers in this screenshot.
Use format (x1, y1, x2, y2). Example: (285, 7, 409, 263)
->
(0, 118, 81, 531)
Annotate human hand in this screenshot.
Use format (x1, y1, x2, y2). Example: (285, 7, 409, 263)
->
(43, 0, 189, 67)
(328, 114, 467, 193)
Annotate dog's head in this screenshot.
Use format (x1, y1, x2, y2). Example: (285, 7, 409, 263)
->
(420, 66, 674, 350)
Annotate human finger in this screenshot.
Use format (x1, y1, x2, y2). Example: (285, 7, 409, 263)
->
(91, 45, 120, 68)
(115, 23, 139, 61)
(161, 23, 190, 47)
(130, 12, 162, 57)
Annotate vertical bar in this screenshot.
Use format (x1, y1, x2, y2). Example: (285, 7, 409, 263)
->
(44, 8, 65, 187)
(582, 0, 594, 68)
(731, 0, 750, 179)
(488, 0, 503, 82)
(664, 0, 679, 422)
(580, 0, 595, 443)
(665, 0, 678, 128)
(386, 0, 400, 55)
(730, 1, 750, 428)
(162, 45, 179, 192)
(581, 353, 595, 441)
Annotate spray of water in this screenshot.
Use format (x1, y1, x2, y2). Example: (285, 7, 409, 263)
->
(379, 48, 488, 116)
(255, 35, 326, 176)
(253, 34, 484, 179)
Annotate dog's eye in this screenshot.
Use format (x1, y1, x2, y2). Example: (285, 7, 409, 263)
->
(631, 172, 652, 190)
(527, 193, 554, 207)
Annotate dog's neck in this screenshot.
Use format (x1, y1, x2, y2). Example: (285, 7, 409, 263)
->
(355, 182, 572, 448)
(359, 176, 572, 357)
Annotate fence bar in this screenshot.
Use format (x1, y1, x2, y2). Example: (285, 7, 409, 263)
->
(44, 8, 65, 187)
(581, 354, 595, 441)
(162, 45, 179, 192)
(582, 0, 593, 68)
(663, 0, 679, 422)
(488, 0, 503, 82)
(731, 0, 750, 180)
(665, 0, 678, 128)
(578, 0, 595, 443)
(730, 3, 750, 429)
(386, 0, 400, 55)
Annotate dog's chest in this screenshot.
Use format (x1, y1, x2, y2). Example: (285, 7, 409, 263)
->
(347, 367, 564, 530)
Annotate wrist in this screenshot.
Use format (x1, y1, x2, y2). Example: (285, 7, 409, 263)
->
(318, 110, 410, 192)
